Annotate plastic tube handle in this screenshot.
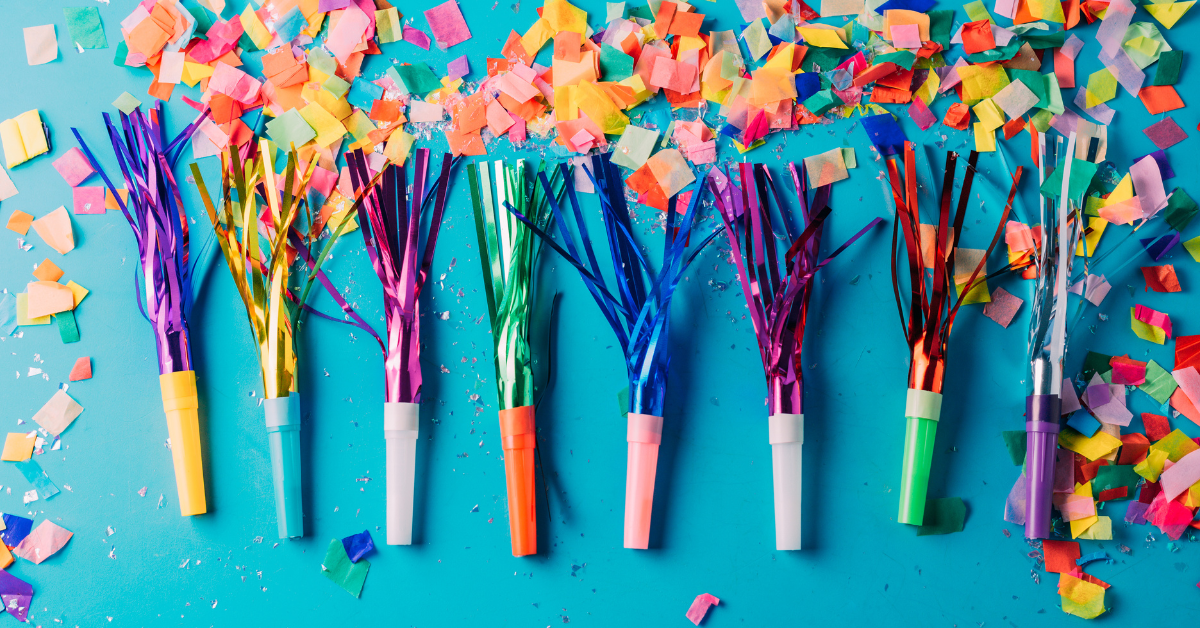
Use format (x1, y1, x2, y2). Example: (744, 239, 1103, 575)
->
(385, 402, 419, 546)
(160, 370, 207, 517)
(264, 395, 303, 539)
(624, 413, 663, 550)
(898, 389, 942, 525)
(769, 413, 803, 550)
(1024, 394, 1061, 539)
(499, 406, 537, 556)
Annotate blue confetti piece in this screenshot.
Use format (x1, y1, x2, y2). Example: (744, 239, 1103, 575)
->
(14, 459, 60, 501)
(0, 514, 33, 548)
(876, 0, 937, 12)
(1076, 551, 1111, 567)
(795, 73, 821, 103)
(273, 7, 308, 44)
(0, 293, 15, 336)
(861, 113, 908, 157)
(1065, 410, 1102, 438)
(347, 79, 384, 111)
(341, 530, 375, 563)
(1140, 232, 1179, 261)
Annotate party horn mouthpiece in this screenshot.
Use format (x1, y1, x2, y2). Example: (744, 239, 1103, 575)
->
(769, 413, 803, 550)
(1024, 394, 1061, 539)
(264, 395, 303, 539)
(898, 389, 942, 525)
(160, 370, 206, 517)
(499, 406, 537, 556)
(385, 402, 419, 545)
(624, 413, 663, 550)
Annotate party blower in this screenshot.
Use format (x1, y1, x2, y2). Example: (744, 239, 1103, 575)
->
(345, 148, 455, 545)
(467, 159, 558, 556)
(192, 140, 371, 538)
(1024, 133, 1081, 539)
(886, 143, 1023, 525)
(73, 104, 210, 517)
(510, 153, 719, 549)
(710, 162, 880, 550)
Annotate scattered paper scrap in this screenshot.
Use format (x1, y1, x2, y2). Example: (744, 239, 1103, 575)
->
(685, 593, 720, 626)
(0, 166, 16, 201)
(63, 7, 107, 50)
(1, 515, 31, 548)
(31, 389, 83, 436)
(0, 434, 35, 463)
(0, 110, 50, 169)
(5, 210, 33, 235)
(423, 1, 472, 49)
(30, 207, 75, 255)
(341, 530, 375, 563)
(68, 357, 92, 381)
(14, 459, 59, 501)
(916, 497, 966, 535)
(982, 287, 1023, 327)
(12, 521, 72, 565)
(23, 25, 57, 66)
(0, 570, 33, 622)
(321, 538, 370, 597)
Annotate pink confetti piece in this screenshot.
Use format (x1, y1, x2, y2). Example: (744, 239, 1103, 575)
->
(685, 593, 720, 625)
(982, 286, 1023, 328)
(423, 0, 472, 49)
(1143, 117, 1188, 150)
(402, 25, 431, 50)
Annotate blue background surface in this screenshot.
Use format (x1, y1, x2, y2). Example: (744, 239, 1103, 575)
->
(1, 0, 1199, 625)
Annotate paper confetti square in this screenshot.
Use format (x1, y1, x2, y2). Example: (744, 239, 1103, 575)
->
(982, 287, 1023, 327)
(63, 7, 107, 50)
(423, 1, 472, 49)
(1143, 117, 1188, 149)
(916, 497, 966, 535)
(68, 357, 91, 381)
(13, 521, 72, 564)
(321, 538, 370, 597)
(52, 148, 95, 187)
(0, 570, 32, 622)
(31, 389, 83, 436)
(0, 434, 35, 462)
(686, 593, 720, 625)
(23, 25, 57, 66)
(341, 530, 375, 563)
(1142, 265, 1181, 292)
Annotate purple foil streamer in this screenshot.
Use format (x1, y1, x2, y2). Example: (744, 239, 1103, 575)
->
(709, 163, 881, 416)
(347, 149, 455, 404)
(71, 104, 208, 375)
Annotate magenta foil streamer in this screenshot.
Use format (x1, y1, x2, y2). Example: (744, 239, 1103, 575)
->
(346, 148, 455, 403)
(71, 104, 209, 375)
(709, 163, 881, 416)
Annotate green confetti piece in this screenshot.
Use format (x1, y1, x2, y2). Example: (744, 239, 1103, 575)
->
(1151, 50, 1182, 86)
(1164, 187, 1197, 232)
(599, 43, 634, 82)
(916, 497, 966, 536)
(64, 7, 107, 50)
(802, 89, 841, 117)
(1139, 360, 1178, 404)
(1082, 351, 1113, 381)
(265, 109, 317, 149)
(55, 310, 79, 344)
(1093, 465, 1141, 500)
(1002, 431, 1027, 466)
(112, 92, 142, 115)
(390, 63, 443, 96)
(1039, 158, 1099, 206)
(320, 539, 370, 597)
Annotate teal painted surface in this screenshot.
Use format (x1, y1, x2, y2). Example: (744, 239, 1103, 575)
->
(0, 0, 1197, 625)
